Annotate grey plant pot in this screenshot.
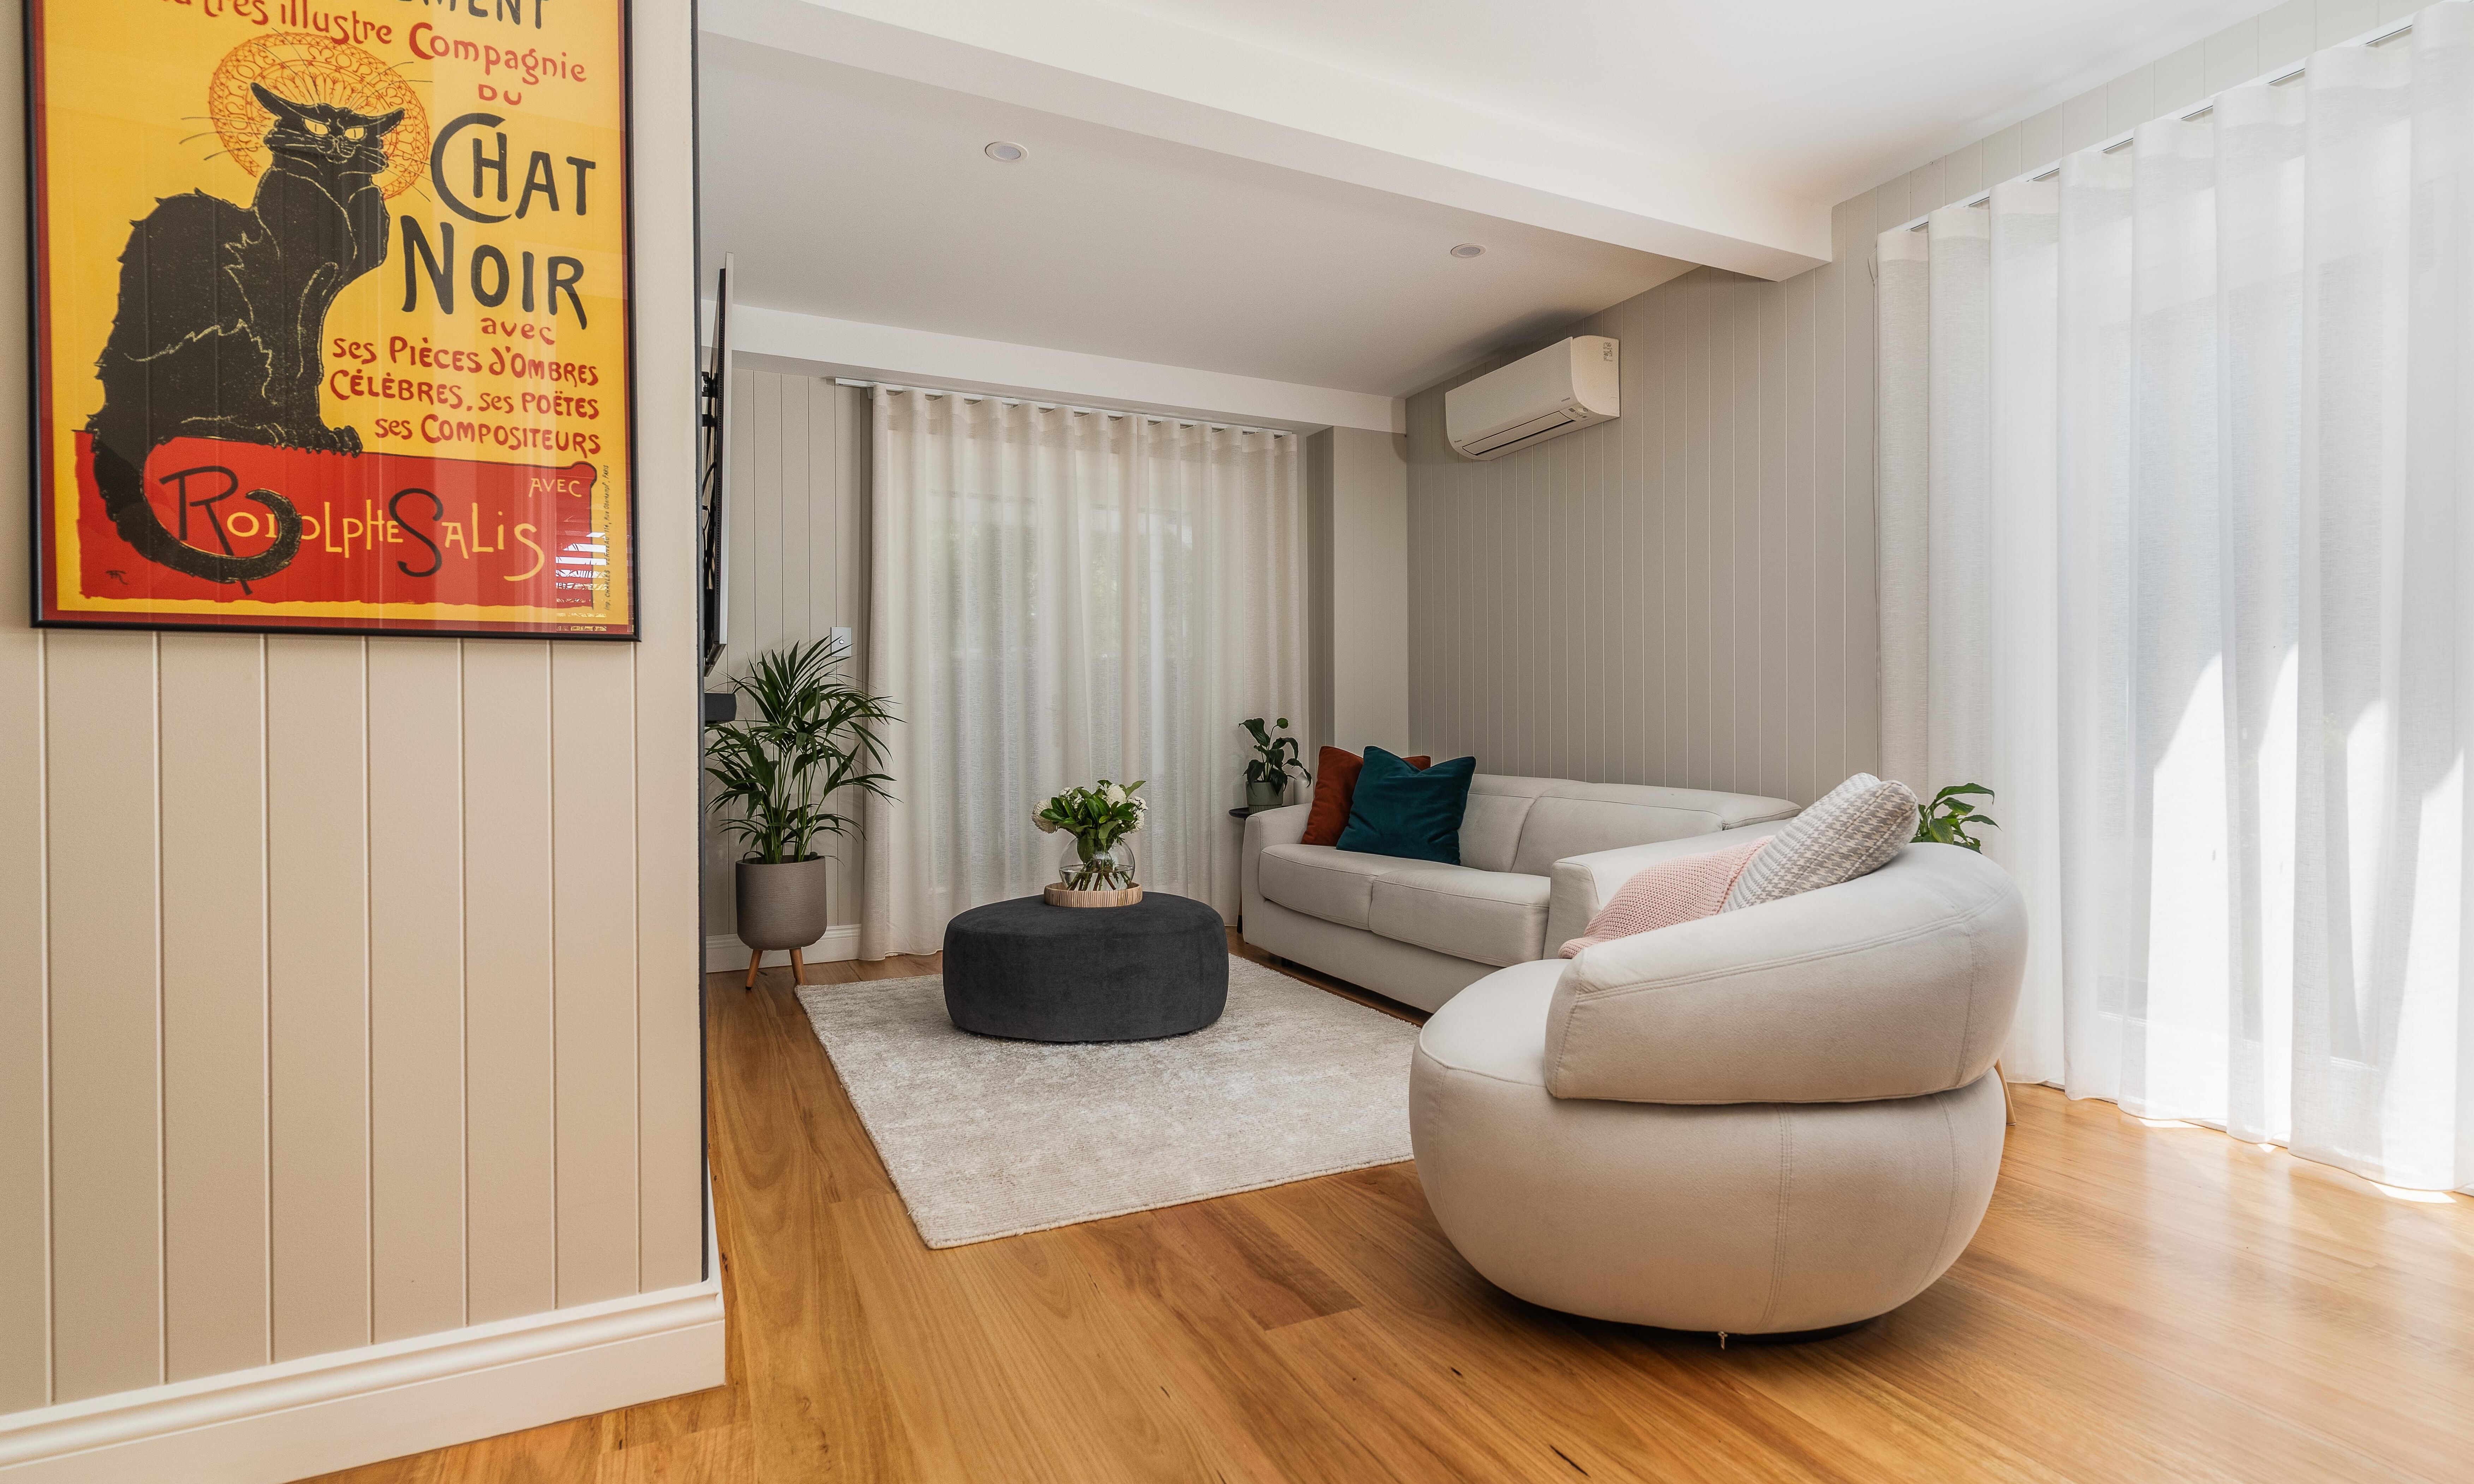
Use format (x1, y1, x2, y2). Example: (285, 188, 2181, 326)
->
(736, 857, 832, 951)
(1247, 780, 1285, 813)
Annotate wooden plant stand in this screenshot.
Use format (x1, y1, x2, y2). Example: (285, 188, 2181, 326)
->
(745, 947, 810, 989)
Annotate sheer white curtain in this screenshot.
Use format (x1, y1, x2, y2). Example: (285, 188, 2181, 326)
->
(861, 387, 1307, 957)
(1881, 4, 2474, 1193)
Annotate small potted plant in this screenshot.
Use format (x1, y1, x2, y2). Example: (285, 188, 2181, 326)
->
(1034, 779, 1147, 905)
(1913, 783, 1998, 851)
(705, 636, 896, 984)
(1241, 716, 1309, 813)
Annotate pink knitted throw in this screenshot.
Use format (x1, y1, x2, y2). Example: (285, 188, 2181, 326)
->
(1558, 839, 1768, 958)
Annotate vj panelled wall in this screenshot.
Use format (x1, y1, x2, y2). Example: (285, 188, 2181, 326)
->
(1403, 0, 2419, 809)
(700, 371, 871, 941)
(0, 0, 706, 1411)
(1327, 428, 1410, 757)
(1305, 429, 1337, 758)
(1404, 220, 1878, 809)
(1305, 425, 1411, 765)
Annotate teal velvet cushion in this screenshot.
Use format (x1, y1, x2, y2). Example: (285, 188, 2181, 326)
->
(1335, 747, 1477, 864)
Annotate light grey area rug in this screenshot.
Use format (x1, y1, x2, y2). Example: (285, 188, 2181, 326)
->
(796, 958, 1419, 1248)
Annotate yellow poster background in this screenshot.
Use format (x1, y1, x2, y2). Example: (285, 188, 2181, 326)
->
(33, 0, 634, 633)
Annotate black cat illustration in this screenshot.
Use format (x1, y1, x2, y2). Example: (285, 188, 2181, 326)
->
(86, 84, 405, 584)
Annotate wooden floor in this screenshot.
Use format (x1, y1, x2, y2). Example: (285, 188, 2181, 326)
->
(315, 937, 2474, 1484)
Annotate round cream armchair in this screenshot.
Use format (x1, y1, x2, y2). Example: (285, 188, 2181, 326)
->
(1409, 841, 2026, 1337)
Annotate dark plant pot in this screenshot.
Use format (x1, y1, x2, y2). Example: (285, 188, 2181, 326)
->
(736, 857, 831, 951)
(1246, 780, 1285, 813)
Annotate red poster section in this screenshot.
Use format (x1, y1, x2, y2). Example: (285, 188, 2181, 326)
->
(67, 433, 608, 626)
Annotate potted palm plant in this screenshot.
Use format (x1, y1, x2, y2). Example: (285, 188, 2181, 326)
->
(706, 636, 896, 985)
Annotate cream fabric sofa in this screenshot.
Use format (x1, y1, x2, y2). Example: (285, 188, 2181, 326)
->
(1240, 774, 1799, 1012)
(1409, 839, 2027, 1335)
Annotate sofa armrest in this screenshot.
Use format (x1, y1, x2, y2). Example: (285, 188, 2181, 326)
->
(1540, 844, 2026, 1105)
(1543, 819, 1791, 952)
(1241, 805, 1310, 920)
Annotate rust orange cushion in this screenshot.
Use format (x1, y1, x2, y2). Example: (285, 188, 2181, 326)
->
(1302, 746, 1430, 847)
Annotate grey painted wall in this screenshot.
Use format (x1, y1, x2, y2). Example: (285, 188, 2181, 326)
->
(1314, 427, 1411, 759)
(1405, 0, 2411, 807)
(1405, 231, 1876, 807)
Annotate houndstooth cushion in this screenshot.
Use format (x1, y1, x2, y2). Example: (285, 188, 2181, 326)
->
(1721, 773, 1918, 911)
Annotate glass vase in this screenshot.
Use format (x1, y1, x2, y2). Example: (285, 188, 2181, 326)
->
(1058, 835, 1139, 892)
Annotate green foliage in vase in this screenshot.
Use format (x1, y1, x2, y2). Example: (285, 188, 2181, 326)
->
(1034, 780, 1147, 890)
(705, 636, 897, 865)
(1913, 782, 1998, 852)
(1241, 716, 1310, 787)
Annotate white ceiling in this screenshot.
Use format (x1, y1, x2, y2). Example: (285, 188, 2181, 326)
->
(1102, 0, 2278, 203)
(699, 0, 2275, 402)
(699, 37, 1691, 398)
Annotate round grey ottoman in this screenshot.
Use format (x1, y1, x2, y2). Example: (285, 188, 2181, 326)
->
(941, 893, 1228, 1042)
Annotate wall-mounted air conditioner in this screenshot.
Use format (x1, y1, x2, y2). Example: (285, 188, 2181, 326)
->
(1444, 335, 1619, 461)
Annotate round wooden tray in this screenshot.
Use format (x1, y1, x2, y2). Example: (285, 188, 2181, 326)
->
(1043, 883, 1144, 909)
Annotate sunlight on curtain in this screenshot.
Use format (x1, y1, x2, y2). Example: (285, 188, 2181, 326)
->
(1880, 4, 2474, 1193)
(861, 388, 1307, 957)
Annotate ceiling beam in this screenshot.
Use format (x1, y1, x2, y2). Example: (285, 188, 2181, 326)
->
(699, 0, 1832, 280)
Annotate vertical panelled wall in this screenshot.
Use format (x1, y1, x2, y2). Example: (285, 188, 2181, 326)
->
(0, 0, 705, 1413)
(1304, 431, 1336, 758)
(1326, 427, 1412, 757)
(1415, 227, 1870, 806)
(700, 372, 872, 942)
(1404, 0, 2413, 809)
(1406, 222, 1877, 807)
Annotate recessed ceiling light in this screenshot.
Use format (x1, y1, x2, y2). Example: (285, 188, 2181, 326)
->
(1450, 242, 1486, 258)
(985, 140, 1027, 163)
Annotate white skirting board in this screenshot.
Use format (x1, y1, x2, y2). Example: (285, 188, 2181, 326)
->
(705, 924, 861, 972)
(0, 1202, 725, 1482)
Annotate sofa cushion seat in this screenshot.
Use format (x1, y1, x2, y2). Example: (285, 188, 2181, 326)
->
(1255, 843, 1412, 931)
(1369, 863, 1553, 968)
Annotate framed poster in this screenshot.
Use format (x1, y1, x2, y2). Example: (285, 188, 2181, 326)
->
(26, 0, 635, 638)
